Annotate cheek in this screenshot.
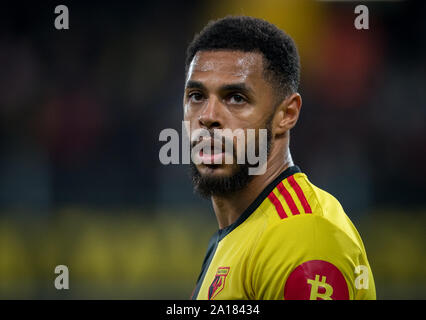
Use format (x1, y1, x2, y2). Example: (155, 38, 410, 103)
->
(183, 103, 190, 119)
(183, 105, 197, 125)
(232, 106, 271, 130)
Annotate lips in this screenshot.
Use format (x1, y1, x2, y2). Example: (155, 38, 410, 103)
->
(192, 139, 226, 165)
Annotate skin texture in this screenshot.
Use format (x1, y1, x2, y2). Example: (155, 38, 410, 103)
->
(184, 50, 302, 229)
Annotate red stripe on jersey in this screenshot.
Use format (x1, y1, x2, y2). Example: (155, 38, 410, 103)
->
(267, 191, 288, 219)
(277, 182, 300, 215)
(288, 175, 312, 213)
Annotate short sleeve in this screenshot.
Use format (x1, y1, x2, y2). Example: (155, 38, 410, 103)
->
(249, 214, 375, 300)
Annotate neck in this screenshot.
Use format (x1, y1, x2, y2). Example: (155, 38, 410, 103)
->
(211, 143, 293, 229)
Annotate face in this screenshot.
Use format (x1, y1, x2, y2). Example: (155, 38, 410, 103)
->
(183, 50, 276, 197)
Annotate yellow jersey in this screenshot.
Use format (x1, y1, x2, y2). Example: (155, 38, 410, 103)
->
(191, 166, 376, 300)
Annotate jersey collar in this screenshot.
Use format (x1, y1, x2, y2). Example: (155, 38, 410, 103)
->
(217, 165, 301, 241)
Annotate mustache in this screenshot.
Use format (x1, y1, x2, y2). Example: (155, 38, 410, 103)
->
(190, 129, 235, 150)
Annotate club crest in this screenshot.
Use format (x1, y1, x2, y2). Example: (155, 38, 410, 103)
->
(208, 267, 230, 300)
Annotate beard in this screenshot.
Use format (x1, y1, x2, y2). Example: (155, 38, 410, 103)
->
(190, 160, 252, 198)
(189, 119, 273, 198)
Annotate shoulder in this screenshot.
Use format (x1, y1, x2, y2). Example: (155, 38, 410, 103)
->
(257, 214, 363, 264)
(248, 173, 374, 299)
(250, 213, 365, 299)
(249, 173, 373, 299)
(261, 172, 366, 253)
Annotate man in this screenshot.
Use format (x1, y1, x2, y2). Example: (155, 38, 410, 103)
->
(183, 16, 375, 300)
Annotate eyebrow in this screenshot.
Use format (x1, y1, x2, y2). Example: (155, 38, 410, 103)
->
(185, 80, 206, 91)
(185, 80, 255, 96)
(221, 83, 254, 96)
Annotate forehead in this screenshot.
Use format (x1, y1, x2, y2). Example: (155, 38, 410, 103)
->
(186, 50, 265, 85)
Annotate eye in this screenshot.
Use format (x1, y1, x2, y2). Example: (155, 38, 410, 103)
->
(228, 93, 247, 105)
(188, 92, 204, 103)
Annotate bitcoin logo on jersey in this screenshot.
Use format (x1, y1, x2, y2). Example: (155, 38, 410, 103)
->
(307, 274, 333, 300)
(284, 260, 349, 300)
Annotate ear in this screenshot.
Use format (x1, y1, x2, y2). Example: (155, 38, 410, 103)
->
(273, 93, 302, 136)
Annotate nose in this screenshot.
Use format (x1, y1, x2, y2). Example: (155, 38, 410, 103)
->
(198, 96, 222, 129)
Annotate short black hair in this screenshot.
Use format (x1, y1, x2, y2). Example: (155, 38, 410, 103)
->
(185, 16, 300, 100)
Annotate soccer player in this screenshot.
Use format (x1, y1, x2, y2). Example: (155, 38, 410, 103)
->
(184, 16, 376, 300)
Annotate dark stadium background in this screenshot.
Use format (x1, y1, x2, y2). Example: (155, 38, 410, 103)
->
(0, 0, 425, 299)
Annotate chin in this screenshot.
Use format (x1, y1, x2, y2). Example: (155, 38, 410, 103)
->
(190, 161, 252, 198)
(197, 164, 236, 178)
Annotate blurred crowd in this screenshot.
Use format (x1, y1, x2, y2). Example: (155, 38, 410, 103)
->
(0, 1, 198, 212)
